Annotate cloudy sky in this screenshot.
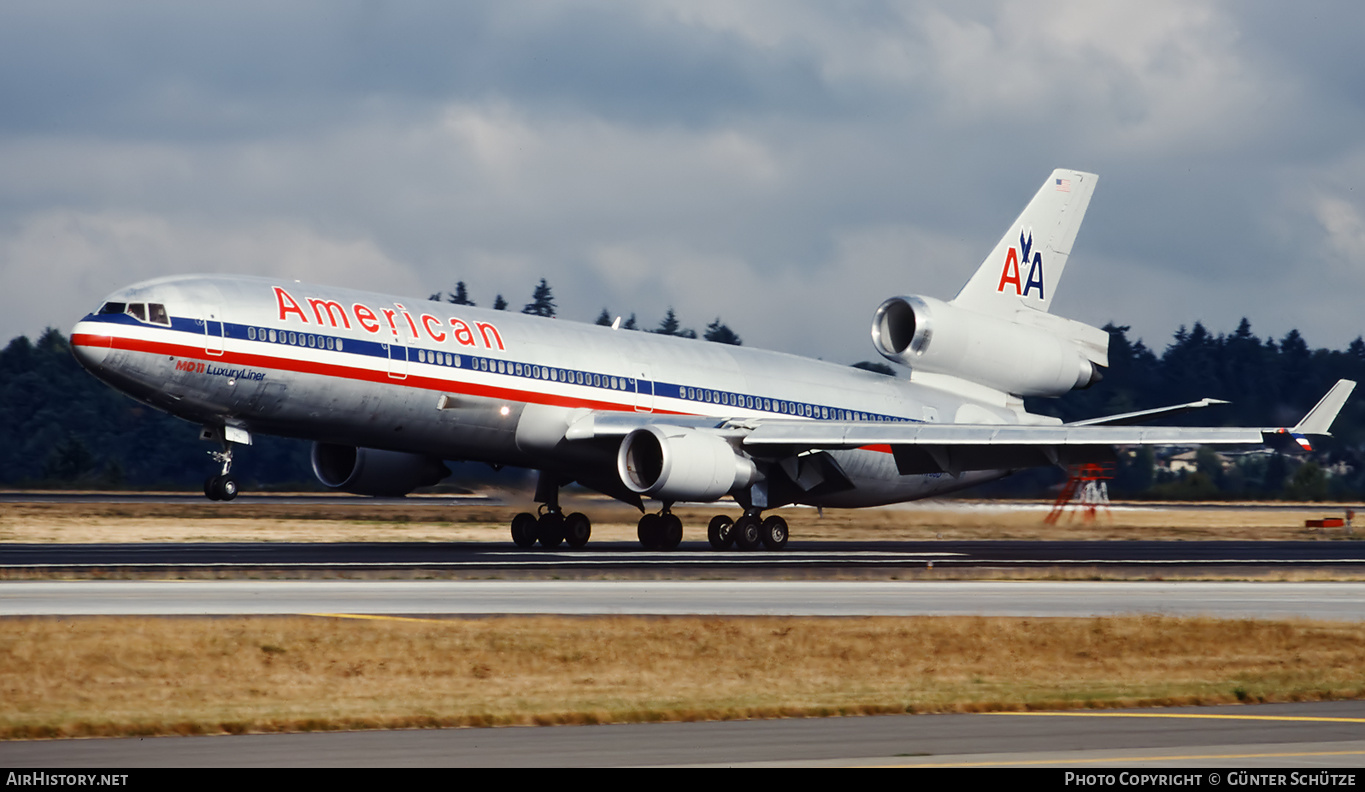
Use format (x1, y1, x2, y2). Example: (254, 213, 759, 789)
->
(2, 1, 1362, 366)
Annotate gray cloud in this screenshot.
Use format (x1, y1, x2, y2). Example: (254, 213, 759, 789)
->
(1, 0, 1362, 368)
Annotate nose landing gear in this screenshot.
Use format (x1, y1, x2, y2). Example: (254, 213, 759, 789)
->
(203, 445, 238, 501)
(201, 425, 250, 501)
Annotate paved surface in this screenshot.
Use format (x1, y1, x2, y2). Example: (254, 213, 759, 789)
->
(7, 539, 1365, 576)
(3, 702, 1363, 767)
(5, 579, 1365, 619)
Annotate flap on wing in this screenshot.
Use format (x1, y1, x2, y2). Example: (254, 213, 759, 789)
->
(741, 421, 1269, 449)
(891, 444, 1116, 476)
(564, 411, 747, 441)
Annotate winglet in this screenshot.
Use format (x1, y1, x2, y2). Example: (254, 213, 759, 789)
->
(1292, 379, 1356, 436)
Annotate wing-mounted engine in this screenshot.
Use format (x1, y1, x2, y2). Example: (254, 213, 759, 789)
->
(871, 295, 1108, 398)
(311, 442, 450, 497)
(617, 426, 759, 502)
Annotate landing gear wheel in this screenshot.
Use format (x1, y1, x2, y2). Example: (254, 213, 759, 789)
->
(204, 475, 238, 501)
(658, 513, 683, 550)
(637, 513, 662, 550)
(760, 515, 789, 550)
(563, 512, 592, 549)
(537, 511, 566, 549)
(510, 512, 538, 548)
(733, 514, 763, 551)
(707, 515, 735, 550)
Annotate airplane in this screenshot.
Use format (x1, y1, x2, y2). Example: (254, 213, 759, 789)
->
(68, 168, 1356, 551)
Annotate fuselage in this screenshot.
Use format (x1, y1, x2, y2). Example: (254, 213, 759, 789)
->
(70, 274, 1035, 507)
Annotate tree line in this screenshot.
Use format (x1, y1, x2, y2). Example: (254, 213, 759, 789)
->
(3, 315, 1363, 498)
(431, 279, 743, 345)
(1016, 320, 1365, 499)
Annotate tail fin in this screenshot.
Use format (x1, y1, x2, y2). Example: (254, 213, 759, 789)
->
(952, 168, 1098, 315)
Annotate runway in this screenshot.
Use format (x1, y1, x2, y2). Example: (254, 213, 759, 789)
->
(7, 501, 1365, 768)
(4, 702, 1364, 767)
(6, 579, 1365, 619)
(8, 538, 1365, 576)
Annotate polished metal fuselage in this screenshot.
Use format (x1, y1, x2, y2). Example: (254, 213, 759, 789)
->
(71, 275, 1023, 506)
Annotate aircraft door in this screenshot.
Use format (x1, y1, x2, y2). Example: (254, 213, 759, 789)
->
(633, 363, 654, 413)
(201, 284, 225, 357)
(385, 322, 408, 380)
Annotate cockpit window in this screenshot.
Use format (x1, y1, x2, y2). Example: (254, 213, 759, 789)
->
(98, 301, 171, 325)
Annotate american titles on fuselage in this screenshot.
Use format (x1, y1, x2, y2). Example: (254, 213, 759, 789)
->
(273, 286, 505, 351)
(92, 283, 912, 425)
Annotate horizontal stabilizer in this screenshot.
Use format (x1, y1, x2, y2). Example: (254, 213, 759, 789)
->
(1292, 379, 1356, 436)
(1067, 398, 1229, 427)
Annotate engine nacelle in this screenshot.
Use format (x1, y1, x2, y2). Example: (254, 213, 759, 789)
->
(871, 295, 1107, 397)
(617, 426, 758, 503)
(310, 442, 450, 497)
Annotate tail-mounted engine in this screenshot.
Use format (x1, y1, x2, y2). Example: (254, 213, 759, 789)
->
(311, 442, 450, 497)
(871, 295, 1108, 397)
(617, 426, 758, 503)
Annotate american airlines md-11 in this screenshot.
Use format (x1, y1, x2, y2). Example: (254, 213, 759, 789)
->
(69, 169, 1355, 551)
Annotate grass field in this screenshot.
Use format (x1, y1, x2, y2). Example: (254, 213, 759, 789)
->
(4, 613, 1364, 739)
(3, 495, 1363, 739)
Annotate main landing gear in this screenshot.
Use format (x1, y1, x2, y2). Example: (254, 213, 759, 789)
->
(510, 506, 592, 550)
(504, 473, 790, 552)
(637, 507, 788, 551)
(507, 506, 790, 551)
(509, 472, 591, 549)
(638, 510, 791, 548)
(636, 508, 684, 550)
(703, 510, 788, 551)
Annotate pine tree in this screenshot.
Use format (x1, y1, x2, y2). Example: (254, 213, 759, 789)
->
(655, 308, 682, 336)
(595, 309, 613, 327)
(522, 280, 555, 317)
(1349, 337, 1365, 362)
(703, 319, 742, 345)
(447, 282, 475, 306)
(493, 294, 508, 311)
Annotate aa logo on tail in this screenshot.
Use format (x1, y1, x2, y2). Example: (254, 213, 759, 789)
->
(997, 228, 1044, 299)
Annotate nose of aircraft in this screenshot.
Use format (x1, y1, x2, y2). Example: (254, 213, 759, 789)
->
(69, 320, 112, 370)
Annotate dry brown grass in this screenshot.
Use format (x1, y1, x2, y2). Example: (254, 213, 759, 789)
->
(3, 614, 1364, 739)
(1, 495, 1361, 544)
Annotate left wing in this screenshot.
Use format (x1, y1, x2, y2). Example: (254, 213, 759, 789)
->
(570, 380, 1356, 477)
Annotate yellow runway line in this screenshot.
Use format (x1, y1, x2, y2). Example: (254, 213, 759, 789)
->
(889, 748, 1365, 768)
(998, 710, 1365, 724)
(305, 612, 453, 625)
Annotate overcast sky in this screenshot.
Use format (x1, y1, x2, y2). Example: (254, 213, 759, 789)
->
(2, 1, 1362, 366)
